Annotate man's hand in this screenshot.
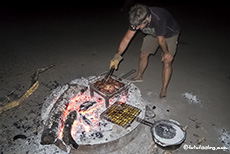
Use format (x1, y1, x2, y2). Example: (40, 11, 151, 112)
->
(161, 53, 173, 63)
(110, 53, 123, 70)
(157, 36, 173, 63)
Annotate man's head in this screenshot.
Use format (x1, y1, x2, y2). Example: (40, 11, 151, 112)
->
(129, 4, 151, 30)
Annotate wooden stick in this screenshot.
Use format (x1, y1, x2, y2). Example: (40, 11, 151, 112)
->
(0, 64, 54, 114)
(0, 81, 39, 114)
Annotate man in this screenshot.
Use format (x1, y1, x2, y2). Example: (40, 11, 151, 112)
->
(110, 4, 180, 98)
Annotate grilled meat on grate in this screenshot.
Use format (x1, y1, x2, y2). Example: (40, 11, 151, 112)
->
(93, 77, 124, 95)
(100, 101, 141, 128)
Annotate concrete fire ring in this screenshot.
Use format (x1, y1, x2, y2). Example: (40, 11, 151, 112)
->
(55, 122, 144, 154)
(41, 77, 146, 154)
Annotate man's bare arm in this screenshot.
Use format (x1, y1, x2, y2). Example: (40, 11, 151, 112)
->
(118, 29, 136, 55)
(157, 36, 169, 54)
(157, 36, 173, 62)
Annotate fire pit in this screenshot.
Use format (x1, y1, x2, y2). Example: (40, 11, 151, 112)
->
(41, 76, 146, 154)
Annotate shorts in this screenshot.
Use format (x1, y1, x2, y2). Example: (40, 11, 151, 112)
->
(140, 34, 179, 56)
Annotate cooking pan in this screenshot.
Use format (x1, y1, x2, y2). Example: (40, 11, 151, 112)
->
(136, 117, 186, 148)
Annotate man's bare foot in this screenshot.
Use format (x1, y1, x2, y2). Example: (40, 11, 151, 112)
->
(159, 89, 167, 99)
(159, 94, 166, 99)
(129, 77, 143, 83)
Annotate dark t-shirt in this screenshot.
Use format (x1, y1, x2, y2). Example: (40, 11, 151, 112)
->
(129, 7, 180, 38)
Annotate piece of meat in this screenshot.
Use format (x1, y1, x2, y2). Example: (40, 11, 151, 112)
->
(93, 77, 124, 95)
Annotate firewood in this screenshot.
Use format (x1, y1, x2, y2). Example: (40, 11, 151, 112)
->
(62, 111, 79, 149)
(40, 84, 86, 145)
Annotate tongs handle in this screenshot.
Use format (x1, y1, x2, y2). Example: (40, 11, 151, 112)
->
(104, 66, 115, 82)
(118, 69, 136, 79)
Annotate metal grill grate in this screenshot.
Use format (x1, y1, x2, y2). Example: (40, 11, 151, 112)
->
(100, 101, 141, 128)
(89, 75, 130, 108)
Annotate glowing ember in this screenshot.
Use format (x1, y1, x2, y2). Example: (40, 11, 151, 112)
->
(57, 89, 127, 142)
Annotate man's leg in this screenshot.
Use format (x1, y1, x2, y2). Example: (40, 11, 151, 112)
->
(159, 60, 172, 98)
(133, 51, 150, 80)
(159, 34, 178, 98)
(132, 35, 158, 81)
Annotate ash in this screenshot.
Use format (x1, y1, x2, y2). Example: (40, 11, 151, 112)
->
(219, 128, 230, 152)
(183, 92, 201, 104)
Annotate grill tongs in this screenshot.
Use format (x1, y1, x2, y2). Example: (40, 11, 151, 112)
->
(103, 66, 115, 83)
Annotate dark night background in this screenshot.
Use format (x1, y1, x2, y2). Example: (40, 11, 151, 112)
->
(1, 0, 230, 15)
